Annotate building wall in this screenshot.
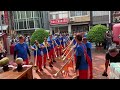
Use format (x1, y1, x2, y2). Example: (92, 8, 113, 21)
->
(12, 11, 49, 35)
(49, 11, 69, 34)
(112, 11, 120, 23)
(69, 11, 91, 23)
(92, 11, 109, 24)
(49, 11, 111, 34)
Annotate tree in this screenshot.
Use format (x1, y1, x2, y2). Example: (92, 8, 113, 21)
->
(87, 24, 108, 46)
(30, 28, 49, 45)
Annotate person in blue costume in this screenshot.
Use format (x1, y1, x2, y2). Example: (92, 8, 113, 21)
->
(47, 34, 56, 67)
(31, 40, 44, 71)
(75, 33, 92, 79)
(41, 37, 50, 68)
(82, 37, 92, 61)
(55, 34, 62, 57)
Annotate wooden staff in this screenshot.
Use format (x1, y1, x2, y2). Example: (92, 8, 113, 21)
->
(63, 37, 67, 49)
(52, 40, 58, 58)
(34, 45, 37, 67)
(62, 38, 74, 52)
(30, 45, 37, 67)
(62, 43, 77, 61)
(62, 39, 75, 58)
(53, 51, 76, 77)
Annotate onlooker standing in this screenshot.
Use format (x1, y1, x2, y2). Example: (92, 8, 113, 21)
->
(106, 31, 112, 50)
(14, 35, 31, 65)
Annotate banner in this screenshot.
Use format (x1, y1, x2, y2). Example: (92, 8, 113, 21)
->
(50, 18, 68, 25)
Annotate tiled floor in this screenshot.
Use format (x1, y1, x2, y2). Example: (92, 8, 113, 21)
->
(6, 48, 110, 79)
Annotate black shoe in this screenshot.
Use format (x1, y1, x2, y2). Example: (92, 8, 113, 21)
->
(40, 68, 43, 71)
(53, 60, 56, 63)
(51, 61, 54, 64)
(49, 64, 53, 67)
(102, 72, 108, 77)
(44, 65, 46, 68)
(36, 69, 39, 72)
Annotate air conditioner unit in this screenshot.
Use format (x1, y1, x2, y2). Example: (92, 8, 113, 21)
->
(69, 17, 75, 22)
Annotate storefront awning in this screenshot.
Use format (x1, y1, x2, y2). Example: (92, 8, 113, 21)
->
(50, 24, 68, 27)
(0, 25, 8, 30)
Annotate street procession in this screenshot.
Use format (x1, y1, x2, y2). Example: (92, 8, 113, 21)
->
(0, 32, 93, 79)
(1, 11, 120, 79)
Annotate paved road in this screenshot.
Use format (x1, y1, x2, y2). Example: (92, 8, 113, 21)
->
(6, 46, 110, 79)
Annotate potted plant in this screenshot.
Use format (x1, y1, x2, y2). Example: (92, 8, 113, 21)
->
(30, 28, 49, 45)
(87, 24, 108, 51)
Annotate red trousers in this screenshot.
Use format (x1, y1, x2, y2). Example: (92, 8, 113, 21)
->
(49, 48, 54, 60)
(79, 70, 88, 79)
(43, 54, 47, 65)
(34, 55, 42, 69)
(23, 59, 29, 65)
(56, 46, 62, 56)
(74, 54, 77, 63)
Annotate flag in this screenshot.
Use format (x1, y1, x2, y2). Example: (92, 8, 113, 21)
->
(61, 60, 74, 78)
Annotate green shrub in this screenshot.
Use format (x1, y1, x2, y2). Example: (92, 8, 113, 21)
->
(30, 28, 49, 45)
(87, 24, 108, 46)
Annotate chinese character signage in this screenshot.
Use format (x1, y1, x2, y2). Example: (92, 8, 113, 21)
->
(50, 18, 68, 25)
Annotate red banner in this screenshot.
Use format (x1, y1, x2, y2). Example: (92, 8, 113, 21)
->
(50, 18, 68, 25)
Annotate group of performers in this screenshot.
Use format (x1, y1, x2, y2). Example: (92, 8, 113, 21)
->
(13, 32, 93, 79)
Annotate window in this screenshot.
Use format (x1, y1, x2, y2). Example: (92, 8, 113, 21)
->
(21, 11, 26, 19)
(34, 19, 40, 28)
(26, 11, 31, 18)
(34, 11, 39, 17)
(19, 21, 24, 29)
(14, 22, 17, 29)
(76, 11, 82, 16)
(59, 13, 63, 19)
(82, 11, 87, 15)
(31, 11, 34, 18)
(14, 11, 17, 19)
(15, 22, 19, 30)
(70, 11, 88, 17)
(70, 11, 75, 17)
(63, 13, 68, 18)
(23, 21, 27, 29)
(52, 14, 56, 19)
(50, 14, 53, 19)
(29, 20, 34, 28)
(27, 19, 30, 28)
(17, 11, 21, 19)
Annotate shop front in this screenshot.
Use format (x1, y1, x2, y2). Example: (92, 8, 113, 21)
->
(51, 25, 68, 34)
(71, 24, 89, 33)
(50, 18, 69, 34)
